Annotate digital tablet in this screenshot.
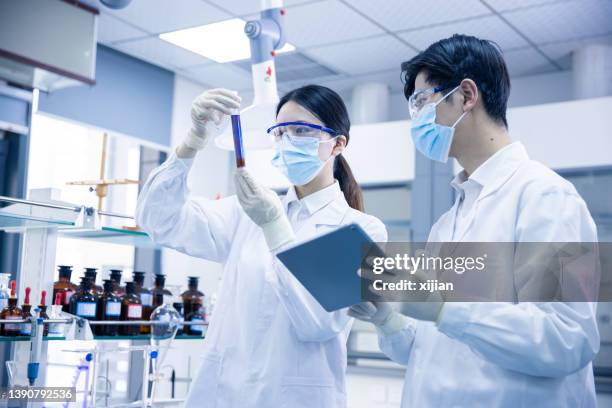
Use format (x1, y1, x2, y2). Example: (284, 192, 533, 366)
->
(276, 223, 378, 312)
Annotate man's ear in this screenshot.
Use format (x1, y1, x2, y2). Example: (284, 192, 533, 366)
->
(459, 78, 479, 112)
(333, 135, 347, 156)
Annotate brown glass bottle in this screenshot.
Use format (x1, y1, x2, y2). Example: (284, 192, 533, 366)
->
(181, 276, 204, 326)
(20, 287, 33, 337)
(95, 280, 121, 336)
(185, 303, 206, 337)
(172, 302, 184, 336)
(69, 277, 98, 320)
(109, 269, 125, 296)
(150, 274, 172, 309)
(120, 282, 142, 336)
(133, 271, 153, 334)
(53, 265, 77, 313)
(0, 280, 23, 337)
(38, 290, 49, 337)
(84, 268, 103, 295)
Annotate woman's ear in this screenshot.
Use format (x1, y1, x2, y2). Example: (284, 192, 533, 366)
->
(332, 135, 347, 156)
(459, 78, 478, 112)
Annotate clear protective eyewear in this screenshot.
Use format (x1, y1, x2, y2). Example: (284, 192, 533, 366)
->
(408, 83, 456, 118)
(266, 121, 339, 145)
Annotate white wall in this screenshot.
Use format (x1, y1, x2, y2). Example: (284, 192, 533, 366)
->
(365, 70, 575, 123)
(507, 96, 612, 170)
(161, 76, 233, 297)
(508, 70, 574, 108)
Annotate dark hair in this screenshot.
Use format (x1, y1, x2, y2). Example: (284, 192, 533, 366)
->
(277, 85, 364, 211)
(401, 34, 511, 127)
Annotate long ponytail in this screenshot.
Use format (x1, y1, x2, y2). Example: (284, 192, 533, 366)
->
(277, 84, 364, 211)
(334, 154, 364, 211)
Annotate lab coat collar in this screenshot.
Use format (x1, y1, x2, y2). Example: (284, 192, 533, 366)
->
(282, 181, 348, 225)
(452, 142, 529, 202)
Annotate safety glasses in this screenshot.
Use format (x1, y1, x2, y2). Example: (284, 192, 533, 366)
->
(408, 83, 456, 118)
(266, 121, 339, 144)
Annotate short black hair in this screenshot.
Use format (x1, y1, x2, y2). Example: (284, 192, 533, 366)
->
(401, 34, 511, 127)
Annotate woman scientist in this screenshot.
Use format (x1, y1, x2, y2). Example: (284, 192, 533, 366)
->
(136, 85, 387, 408)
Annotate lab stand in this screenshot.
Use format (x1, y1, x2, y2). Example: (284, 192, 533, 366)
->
(0, 191, 204, 407)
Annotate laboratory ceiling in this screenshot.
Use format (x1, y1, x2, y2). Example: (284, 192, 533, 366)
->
(85, 0, 612, 95)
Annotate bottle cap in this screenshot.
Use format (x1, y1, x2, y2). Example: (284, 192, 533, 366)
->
(54, 292, 63, 306)
(84, 270, 97, 283)
(10, 280, 16, 297)
(109, 269, 122, 283)
(125, 281, 135, 295)
(40, 290, 47, 306)
(154, 274, 166, 287)
(58, 265, 73, 279)
(24, 287, 31, 305)
(133, 271, 145, 284)
(188, 276, 199, 287)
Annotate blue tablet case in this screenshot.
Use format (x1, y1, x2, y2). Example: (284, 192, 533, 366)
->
(276, 223, 374, 312)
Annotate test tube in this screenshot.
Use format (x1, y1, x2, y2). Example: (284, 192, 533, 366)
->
(231, 109, 245, 168)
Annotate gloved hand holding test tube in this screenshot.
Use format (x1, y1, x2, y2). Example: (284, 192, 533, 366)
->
(231, 108, 245, 167)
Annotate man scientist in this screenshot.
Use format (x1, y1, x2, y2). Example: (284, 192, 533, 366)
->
(349, 34, 600, 407)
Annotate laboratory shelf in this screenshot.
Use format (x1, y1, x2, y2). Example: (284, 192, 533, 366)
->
(0, 195, 157, 248)
(0, 197, 79, 232)
(93, 335, 204, 341)
(0, 335, 202, 342)
(0, 212, 75, 231)
(0, 336, 66, 342)
(59, 226, 157, 248)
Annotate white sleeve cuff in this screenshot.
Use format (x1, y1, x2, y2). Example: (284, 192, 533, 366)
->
(376, 311, 410, 336)
(436, 302, 472, 339)
(261, 215, 296, 251)
(170, 150, 195, 171)
(183, 128, 208, 150)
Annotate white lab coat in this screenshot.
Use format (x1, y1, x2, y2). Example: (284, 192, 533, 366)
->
(379, 143, 600, 407)
(135, 153, 387, 408)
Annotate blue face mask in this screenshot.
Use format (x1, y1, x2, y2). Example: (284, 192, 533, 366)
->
(410, 86, 468, 163)
(271, 135, 336, 186)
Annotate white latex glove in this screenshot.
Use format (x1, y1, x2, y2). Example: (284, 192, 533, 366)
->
(361, 261, 445, 323)
(348, 302, 408, 335)
(182, 88, 241, 152)
(398, 296, 445, 323)
(348, 301, 392, 325)
(235, 168, 295, 251)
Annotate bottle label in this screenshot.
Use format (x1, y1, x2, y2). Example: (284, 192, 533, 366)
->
(48, 323, 64, 336)
(190, 317, 204, 334)
(105, 301, 121, 317)
(127, 304, 142, 319)
(20, 318, 32, 335)
(140, 293, 152, 307)
(76, 302, 96, 317)
(3, 315, 22, 332)
(64, 290, 74, 305)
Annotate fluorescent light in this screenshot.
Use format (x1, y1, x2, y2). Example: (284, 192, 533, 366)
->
(160, 18, 296, 63)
